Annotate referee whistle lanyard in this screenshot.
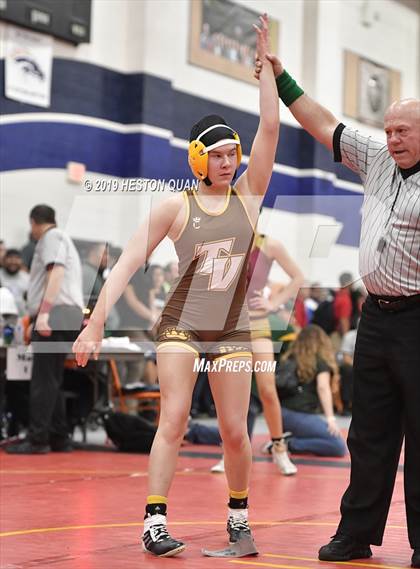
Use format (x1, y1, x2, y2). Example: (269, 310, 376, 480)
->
(377, 168, 402, 253)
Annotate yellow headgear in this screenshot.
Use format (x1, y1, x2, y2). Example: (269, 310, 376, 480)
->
(188, 123, 242, 183)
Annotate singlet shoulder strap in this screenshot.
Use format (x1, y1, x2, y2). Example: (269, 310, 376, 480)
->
(172, 191, 191, 242)
(232, 185, 256, 230)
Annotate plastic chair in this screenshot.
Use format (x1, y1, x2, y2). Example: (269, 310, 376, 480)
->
(108, 359, 160, 424)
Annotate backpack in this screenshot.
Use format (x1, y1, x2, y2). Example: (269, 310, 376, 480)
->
(103, 411, 156, 453)
(311, 299, 335, 334)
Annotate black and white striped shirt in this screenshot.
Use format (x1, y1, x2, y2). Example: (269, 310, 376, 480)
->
(334, 124, 420, 296)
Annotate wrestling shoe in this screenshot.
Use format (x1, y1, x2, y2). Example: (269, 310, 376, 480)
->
(142, 514, 185, 557)
(227, 511, 252, 544)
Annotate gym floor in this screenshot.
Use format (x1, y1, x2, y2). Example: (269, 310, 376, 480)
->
(1, 417, 411, 568)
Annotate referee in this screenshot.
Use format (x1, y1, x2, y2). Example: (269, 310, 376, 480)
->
(255, 57, 420, 566)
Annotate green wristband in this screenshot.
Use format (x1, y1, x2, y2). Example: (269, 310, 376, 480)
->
(275, 70, 304, 107)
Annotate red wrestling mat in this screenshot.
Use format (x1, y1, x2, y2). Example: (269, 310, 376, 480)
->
(0, 441, 410, 569)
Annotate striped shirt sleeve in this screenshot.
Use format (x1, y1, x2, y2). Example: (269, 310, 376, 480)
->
(333, 124, 386, 183)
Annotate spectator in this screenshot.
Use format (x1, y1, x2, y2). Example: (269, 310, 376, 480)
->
(0, 249, 29, 315)
(293, 288, 309, 330)
(82, 242, 119, 331)
(245, 234, 304, 475)
(6, 204, 84, 454)
(0, 285, 21, 437)
(278, 325, 347, 457)
(332, 272, 354, 349)
(304, 283, 327, 323)
(20, 233, 38, 271)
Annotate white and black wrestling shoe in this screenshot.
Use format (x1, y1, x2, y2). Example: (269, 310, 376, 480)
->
(142, 514, 186, 557)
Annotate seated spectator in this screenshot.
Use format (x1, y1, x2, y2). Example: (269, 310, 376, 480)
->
(184, 421, 222, 446)
(277, 325, 347, 457)
(0, 249, 29, 316)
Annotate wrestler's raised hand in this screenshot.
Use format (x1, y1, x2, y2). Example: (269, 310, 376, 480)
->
(254, 53, 284, 81)
(253, 13, 271, 63)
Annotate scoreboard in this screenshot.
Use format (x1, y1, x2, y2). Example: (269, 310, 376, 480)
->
(0, 0, 91, 44)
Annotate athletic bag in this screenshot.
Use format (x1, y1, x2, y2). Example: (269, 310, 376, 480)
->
(103, 411, 156, 453)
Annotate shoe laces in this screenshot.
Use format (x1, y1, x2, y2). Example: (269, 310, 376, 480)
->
(228, 515, 250, 533)
(148, 523, 172, 543)
(331, 533, 357, 545)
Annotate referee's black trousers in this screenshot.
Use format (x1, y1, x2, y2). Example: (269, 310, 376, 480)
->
(29, 306, 83, 446)
(337, 296, 420, 548)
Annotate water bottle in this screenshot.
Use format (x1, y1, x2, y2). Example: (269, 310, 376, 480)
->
(14, 319, 24, 345)
(3, 324, 14, 346)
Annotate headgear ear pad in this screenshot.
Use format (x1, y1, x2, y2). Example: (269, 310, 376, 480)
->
(188, 115, 242, 182)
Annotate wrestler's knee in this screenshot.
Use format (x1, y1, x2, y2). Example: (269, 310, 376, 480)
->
(158, 409, 190, 442)
(220, 423, 249, 450)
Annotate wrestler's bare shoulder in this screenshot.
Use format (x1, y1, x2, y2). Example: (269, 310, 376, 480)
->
(155, 192, 188, 241)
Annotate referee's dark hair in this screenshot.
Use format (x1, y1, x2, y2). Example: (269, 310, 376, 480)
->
(29, 204, 56, 225)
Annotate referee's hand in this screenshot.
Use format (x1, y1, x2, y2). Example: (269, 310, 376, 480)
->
(254, 54, 284, 81)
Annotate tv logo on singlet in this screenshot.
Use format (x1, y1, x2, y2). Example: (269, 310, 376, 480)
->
(194, 238, 245, 291)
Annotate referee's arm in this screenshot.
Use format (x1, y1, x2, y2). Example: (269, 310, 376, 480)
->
(288, 94, 340, 151)
(257, 54, 340, 150)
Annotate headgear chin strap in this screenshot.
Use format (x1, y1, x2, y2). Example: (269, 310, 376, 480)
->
(188, 123, 242, 185)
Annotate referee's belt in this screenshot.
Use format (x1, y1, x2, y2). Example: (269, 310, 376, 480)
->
(369, 293, 420, 312)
